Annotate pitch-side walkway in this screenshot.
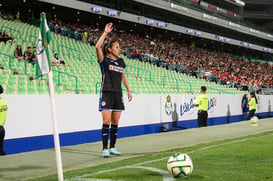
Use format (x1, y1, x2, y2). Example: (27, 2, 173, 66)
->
(0, 118, 272, 181)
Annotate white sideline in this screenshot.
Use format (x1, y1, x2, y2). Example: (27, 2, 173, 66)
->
(65, 133, 272, 181)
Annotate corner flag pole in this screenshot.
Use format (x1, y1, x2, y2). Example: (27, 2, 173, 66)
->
(36, 12, 64, 181)
(48, 71, 64, 181)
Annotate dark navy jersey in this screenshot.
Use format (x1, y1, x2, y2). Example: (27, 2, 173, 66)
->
(99, 55, 126, 92)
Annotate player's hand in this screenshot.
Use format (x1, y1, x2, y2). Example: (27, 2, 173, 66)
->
(128, 90, 132, 102)
(104, 23, 113, 33)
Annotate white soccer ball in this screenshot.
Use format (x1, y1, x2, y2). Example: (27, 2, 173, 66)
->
(250, 116, 259, 126)
(167, 153, 193, 178)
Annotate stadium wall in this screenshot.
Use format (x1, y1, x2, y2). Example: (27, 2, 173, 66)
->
(3, 94, 273, 154)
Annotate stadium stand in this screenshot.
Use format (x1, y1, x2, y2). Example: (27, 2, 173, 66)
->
(0, 10, 271, 95)
(38, 13, 272, 93)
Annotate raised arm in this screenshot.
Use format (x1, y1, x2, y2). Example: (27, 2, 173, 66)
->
(95, 23, 113, 63)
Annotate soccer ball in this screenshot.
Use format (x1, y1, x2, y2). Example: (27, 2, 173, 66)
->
(250, 116, 259, 126)
(167, 153, 193, 178)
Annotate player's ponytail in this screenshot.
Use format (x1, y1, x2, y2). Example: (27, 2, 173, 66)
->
(103, 39, 118, 56)
(103, 43, 109, 56)
(254, 94, 258, 104)
(250, 92, 258, 104)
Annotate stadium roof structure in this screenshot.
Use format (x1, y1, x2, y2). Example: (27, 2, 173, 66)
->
(1, 0, 272, 58)
(132, 0, 272, 42)
(243, 0, 273, 34)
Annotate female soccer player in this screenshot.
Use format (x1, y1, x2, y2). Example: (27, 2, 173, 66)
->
(95, 23, 132, 157)
(247, 92, 258, 120)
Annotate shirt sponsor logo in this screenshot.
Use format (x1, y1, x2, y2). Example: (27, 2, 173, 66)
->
(180, 98, 195, 116)
(109, 65, 123, 73)
(208, 97, 217, 113)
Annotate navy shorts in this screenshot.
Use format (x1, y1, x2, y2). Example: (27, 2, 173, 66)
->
(99, 91, 125, 111)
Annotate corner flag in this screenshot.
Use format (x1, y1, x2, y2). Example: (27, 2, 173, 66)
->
(36, 12, 52, 78)
(36, 12, 64, 181)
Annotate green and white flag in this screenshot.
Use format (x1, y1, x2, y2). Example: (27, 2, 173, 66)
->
(36, 12, 52, 78)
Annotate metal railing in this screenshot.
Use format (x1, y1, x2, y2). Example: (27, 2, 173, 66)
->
(1, 25, 21, 38)
(53, 69, 79, 94)
(0, 52, 79, 94)
(162, 75, 192, 92)
(57, 45, 95, 63)
(0, 52, 30, 75)
(58, 45, 79, 59)
(126, 65, 152, 81)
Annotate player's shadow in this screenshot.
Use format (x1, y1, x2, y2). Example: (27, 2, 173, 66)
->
(61, 148, 153, 157)
(60, 147, 101, 156)
(120, 152, 158, 156)
(0, 165, 49, 181)
(227, 104, 231, 124)
(268, 100, 272, 117)
(168, 103, 187, 132)
(0, 165, 47, 172)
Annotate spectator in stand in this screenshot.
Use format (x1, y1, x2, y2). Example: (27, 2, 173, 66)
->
(51, 53, 69, 67)
(29, 47, 37, 66)
(32, 46, 37, 54)
(88, 33, 95, 46)
(253, 80, 259, 93)
(24, 47, 32, 62)
(14, 45, 24, 59)
(1, 31, 13, 43)
(82, 31, 88, 43)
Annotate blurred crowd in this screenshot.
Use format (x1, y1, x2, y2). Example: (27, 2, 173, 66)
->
(3, 10, 273, 92)
(29, 16, 273, 92)
(115, 31, 273, 92)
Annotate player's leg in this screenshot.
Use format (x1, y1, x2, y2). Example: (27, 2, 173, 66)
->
(198, 111, 206, 127)
(197, 111, 202, 127)
(0, 126, 6, 155)
(99, 92, 114, 157)
(204, 111, 208, 127)
(109, 111, 121, 155)
(101, 110, 111, 157)
(110, 111, 121, 146)
(247, 110, 254, 120)
(109, 92, 124, 155)
(198, 110, 205, 127)
(200, 112, 205, 127)
(101, 110, 111, 148)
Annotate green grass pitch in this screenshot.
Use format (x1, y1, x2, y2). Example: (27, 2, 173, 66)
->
(32, 131, 273, 181)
